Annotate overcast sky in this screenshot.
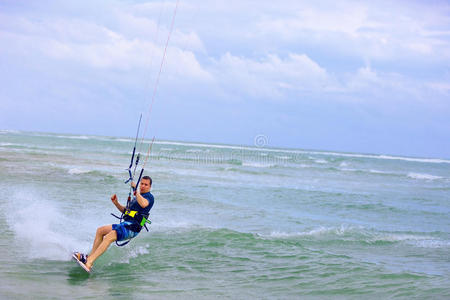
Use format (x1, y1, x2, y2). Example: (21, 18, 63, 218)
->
(1, 0, 449, 158)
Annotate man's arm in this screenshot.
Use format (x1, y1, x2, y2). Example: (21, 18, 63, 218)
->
(111, 194, 125, 213)
(135, 188, 149, 208)
(131, 182, 149, 208)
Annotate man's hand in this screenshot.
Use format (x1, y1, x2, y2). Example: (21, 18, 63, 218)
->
(111, 194, 125, 213)
(111, 194, 119, 205)
(131, 181, 140, 195)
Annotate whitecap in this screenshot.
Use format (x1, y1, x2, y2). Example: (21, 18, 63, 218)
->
(412, 239, 450, 248)
(55, 135, 91, 140)
(0, 129, 20, 134)
(314, 159, 327, 164)
(379, 233, 449, 249)
(114, 138, 133, 143)
(186, 149, 204, 153)
(267, 225, 354, 238)
(68, 168, 92, 175)
(369, 169, 389, 174)
(242, 162, 276, 168)
(379, 155, 450, 164)
(407, 172, 442, 180)
(275, 155, 291, 160)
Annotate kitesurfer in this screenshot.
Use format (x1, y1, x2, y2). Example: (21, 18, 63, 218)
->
(74, 176, 154, 271)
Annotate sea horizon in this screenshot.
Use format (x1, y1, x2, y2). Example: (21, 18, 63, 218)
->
(3, 128, 449, 163)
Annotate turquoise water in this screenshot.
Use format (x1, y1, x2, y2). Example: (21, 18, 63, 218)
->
(0, 130, 449, 299)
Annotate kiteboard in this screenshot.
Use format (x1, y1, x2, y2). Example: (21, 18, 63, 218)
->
(72, 252, 91, 273)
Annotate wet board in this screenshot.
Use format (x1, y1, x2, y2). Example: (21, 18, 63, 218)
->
(72, 252, 91, 273)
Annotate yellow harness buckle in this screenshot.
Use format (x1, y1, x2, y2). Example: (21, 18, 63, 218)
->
(125, 210, 138, 218)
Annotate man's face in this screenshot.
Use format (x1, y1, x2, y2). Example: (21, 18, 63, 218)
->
(140, 179, 151, 193)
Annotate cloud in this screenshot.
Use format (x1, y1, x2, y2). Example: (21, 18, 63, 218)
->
(343, 66, 427, 103)
(0, 7, 209, 78)
(1, 0, 447, 108)
(257, 4, 368, 37)
(253, 1, 450, 62)
(427, 81, 450, 95)
(209, 52, 331, 100)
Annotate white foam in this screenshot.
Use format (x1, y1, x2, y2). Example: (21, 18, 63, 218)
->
(314, 159, 328, 164)
(186, 149, 204, 153)
(68, 168, 92, 175)
(275, 155, 291, 160)
(412, 239, 450, 248)
(31, 132, 109, 142)
(55, 135, 91, 140)
(242, 162, 276, 168)
(114, 138, 133, 143)
(380, 233, 450, 248)
(0, 129, 20, 134)
(267, 225, 353, 238)
(407, 172, 442, 180)
(378, 155, 449, 164)
(6, 191, 89, 260)
(369, 169, 390, 174)
(380, 233, 425, 242)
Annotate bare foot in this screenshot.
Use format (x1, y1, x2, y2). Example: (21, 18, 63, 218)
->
(85, 259, 93, 271)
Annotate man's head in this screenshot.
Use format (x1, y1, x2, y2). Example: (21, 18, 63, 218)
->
(139, 176, 152, 193)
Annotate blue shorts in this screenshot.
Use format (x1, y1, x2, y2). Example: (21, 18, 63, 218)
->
(112, 221, 139, 241)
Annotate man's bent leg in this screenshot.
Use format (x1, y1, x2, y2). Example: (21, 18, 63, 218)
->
(86, 230, 117, 270)
(90, 225, 113, 256)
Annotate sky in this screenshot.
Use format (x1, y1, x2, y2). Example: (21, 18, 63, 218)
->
(1, 0, 450, 158)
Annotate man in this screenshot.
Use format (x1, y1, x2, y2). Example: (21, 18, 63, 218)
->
(74, 176, 154, 271)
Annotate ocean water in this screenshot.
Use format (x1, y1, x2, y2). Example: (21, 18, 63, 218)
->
(0, 130, 449, 299)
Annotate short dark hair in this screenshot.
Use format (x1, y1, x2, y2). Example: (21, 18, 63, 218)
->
(142, 175, 152, 186)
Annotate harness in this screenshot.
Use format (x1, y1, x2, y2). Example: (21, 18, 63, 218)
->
(111, 206, 152, 247)
(124, 209, 152, 230)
